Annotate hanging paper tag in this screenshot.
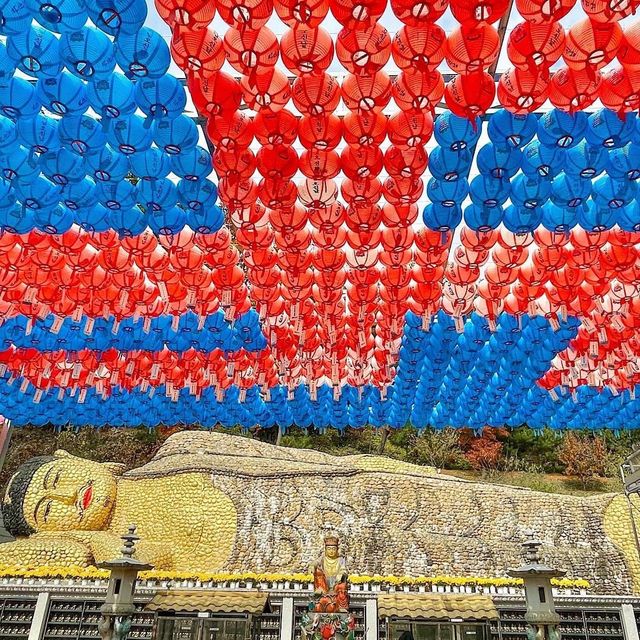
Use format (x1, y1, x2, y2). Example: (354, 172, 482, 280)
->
(111, 320, 120, 335)
(150, 363, 160, 379)
(198, 315, 206, 331)
(225, 305, 235, 321)
(549, 389, 559, 401)
(72, 362, 82, 380)
(190, 380, 198, 395)
(222, 289, 232, 306)
(0, 364, 7, 377)
(595, 297, 604, 313)
(421, 313, 431, 331)
(171, 315, 180, 332)
(70, 385, 77, 397)
(58, 388, 64, 400)
(37, 305, 50, 320)
(125, 361, 134, 375)
(110, 371, 119, 385)
(78, 388, 87, 404)
(143, 317, 152, 334)
(72, 305, 83, 323)
(33, 389, 42, 404)
(611, 315, 626, 332)
(186, 288, 196, 307)
(51, 315, 64, 335)
(84, 317, 95, 336)
(631, 387, 636, 401)
(87, 372, 94, 386)
(140, 380, 148, 393)
(149, 387, 155, 399)
(589, 340, 599, 358)
(133, 307, 141, 323)
(598, 327, 608, 345)
(25, 318, 33, 336)
(333, 385, 341, 401)
(380, 386, 387, 401)
(158, 281, 169, 302)
(216, 387, 224, 402)
(227, 361, 235, 377)
(61, 372, 70, 387)
(571, 390, 578, 403)
(19, 379, 28, 393)
(264, 388, 271, 402)
(608, 385, 619, 397)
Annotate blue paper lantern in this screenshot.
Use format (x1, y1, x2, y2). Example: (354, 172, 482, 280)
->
(139, 177, 178, 211)
(17, 114, 59, 154)
(464, 204, 503, 232)
(115, 28, 170, 79)
(503, 203, 543, 234)
(16, 175, 61, 211)
(469, 175, 510, 208)
(86, 0, 147, 36)
(187, 204, 223, 234)
(29, 0, 87, 33)
(171, 146, 212, 182)
(422, 202, 462, 232)
(550, 173, 591, 209)
(129, 147, 171, 180)
(75, 202, 111, 231)
(0, 76, 41, 120)
(61, 177, 98, 210)
(608, 144, 640, 181)
(510, 174, 551, 210)
(86, 144, 129, 182)
(59, 115, 106, 155)
(592, 176, 637, 210)
(134, 76, 186, 121)
(0, 203, 36, 233)
(0, 144, 40, 181)
(34, 203, 74, 233)
(537, 109, 587, 148)
(60, 27, 116, 79)
(97, 180, 137, 210)
(0, 42, 15, 84)
(563, 141, 608, 178)
(426, 177, 468, 207)
(177, 178, 218, 211)
(107, 207, 147, 236)
(86, 73, 136, 120)
(7, 25, 62, 78)
(520, 140, 565, 178)
(428, 147, 472, 182)
(616, 201, 640, 232)
(41, 148, 86, 185)
(476, 142, 521, 179)
(36, 72, 88, 117)
(148, 206, 186, 235)
(487, 109, 537, 149)
(153, 115, 199, 155)
(107, 114, 153, 155)
(578, 201, 616, 232)
(434, 111, 481, 151)
(586, 108, 635, 149)
(0, 0, 34, 36)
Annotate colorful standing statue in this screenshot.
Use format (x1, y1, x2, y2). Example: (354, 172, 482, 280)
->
(313, 536, 349, 612)
(0, 431, 639, 597)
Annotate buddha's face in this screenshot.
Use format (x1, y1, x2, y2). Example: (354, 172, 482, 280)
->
(10, 452, 118, 532)
(325, 542, 339, 559)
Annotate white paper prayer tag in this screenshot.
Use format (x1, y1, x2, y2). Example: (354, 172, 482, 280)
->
(19, 379, 28, 393)
(549, 389, 559, 401)
(142, 317, 151, 334)
(111, 320, 120, 335)
(50, 315, 64, 334)
(72, 362, 82, 380)
(78, 388, 87, 404)
(72, 306, 83, 323)
(84, 317, 95, 336)
(33, 389, 42, 404)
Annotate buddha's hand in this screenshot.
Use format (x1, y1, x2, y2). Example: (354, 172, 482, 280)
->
(0, 534, 93, 568)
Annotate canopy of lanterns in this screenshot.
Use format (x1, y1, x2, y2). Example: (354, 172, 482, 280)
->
(0, 0, 638, 430)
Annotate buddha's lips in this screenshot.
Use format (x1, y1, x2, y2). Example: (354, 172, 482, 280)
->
(79, 485, 93, 512)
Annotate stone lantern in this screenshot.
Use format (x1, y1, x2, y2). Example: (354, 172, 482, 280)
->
(97, 525, 153, 640)
(508, 533, 565, 640)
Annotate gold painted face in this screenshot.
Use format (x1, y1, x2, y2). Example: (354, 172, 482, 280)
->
(325, 543, 339, 559)
(21, 454, 117, 532)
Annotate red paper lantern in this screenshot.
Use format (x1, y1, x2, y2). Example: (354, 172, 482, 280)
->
(342, 111, 387, 146)
(507, 21, 565, 75)
(563, 18, 622, 74)
(498, 67, 550, 114)
(582, 0, 637, 22)
(216, 0, 273, 29)
(384, 145, 428, 178)
(388, 110, 434, 147)
(445, 23, 500, 75)
(392, 70, 444, 111)
(258, 178, 297, 208)
(336, 24, 391, 76)
(298, 114, 342, 149)
(189, 71, 242, 117)
(329, 0, 386, 27)
(224, 26, 279, 78)
(256, 145, 299, 179)
(600, 66, 640, 114)
(445, 71, 496, 121)
(206, 112, 254, 151)
(273, 0, 329, 26)
(391, 25, 447, 73)
(390, 0, 448, 25)
(549, 66, 601, 112)
(383, 176, 423, 205)
(617, 22, 640, 71)
(213, 147, 257, 181)
(299, 149, 341, 178)
(341, 71, 392, 112)
(241, 68, 291, 111)
(450, 0, 510, 24)
(341, 145, 384, 180)
(341, 177, 382, 205)
(280, 26, 334, 75)
(292, 72, 341, 115)
(515, 0, 576, 24)
(298, 178, 339, 207)
(171, 27, 225, 77)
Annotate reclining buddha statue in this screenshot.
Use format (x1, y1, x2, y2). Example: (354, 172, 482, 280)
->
(0, 430, 639, 595)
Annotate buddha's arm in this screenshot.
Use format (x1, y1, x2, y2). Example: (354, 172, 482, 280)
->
(0, 533, 93, 567)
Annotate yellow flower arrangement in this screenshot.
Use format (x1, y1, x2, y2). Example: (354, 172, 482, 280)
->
(0, 564, 590, 590)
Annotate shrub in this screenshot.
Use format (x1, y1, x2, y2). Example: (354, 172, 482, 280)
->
(558, 432, 610, 488)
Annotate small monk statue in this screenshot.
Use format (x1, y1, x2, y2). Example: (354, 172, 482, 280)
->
(312, 535, 349, 613)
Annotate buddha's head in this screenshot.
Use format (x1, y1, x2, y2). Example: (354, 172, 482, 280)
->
(324, 535, 340, 559)
(3, 450, 123, 536)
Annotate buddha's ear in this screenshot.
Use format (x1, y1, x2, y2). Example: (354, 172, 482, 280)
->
(102, 462, 126, 476)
